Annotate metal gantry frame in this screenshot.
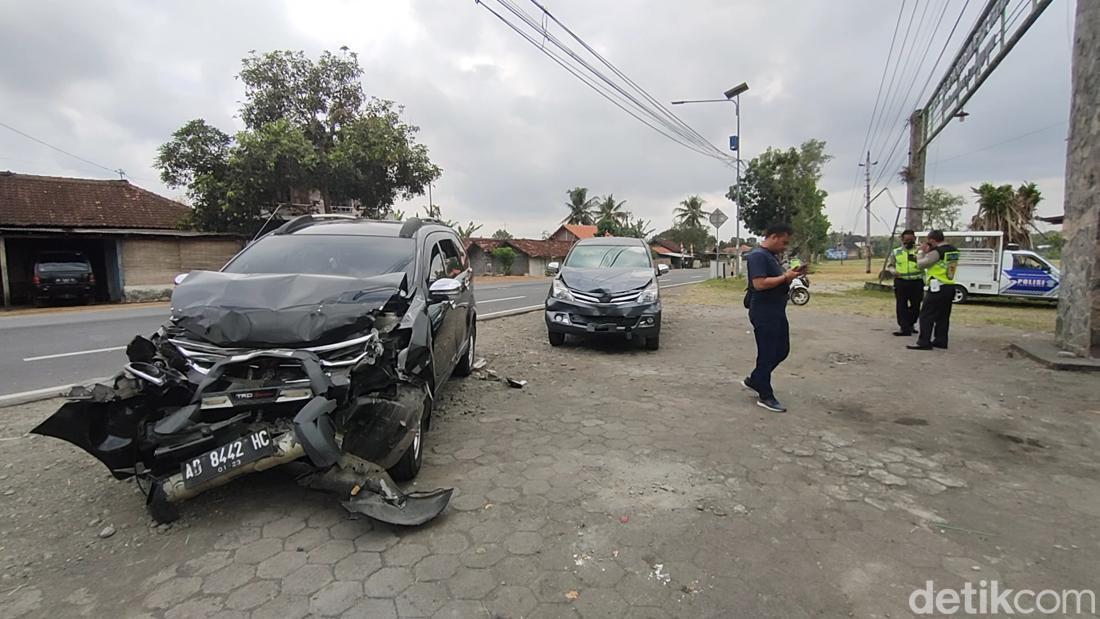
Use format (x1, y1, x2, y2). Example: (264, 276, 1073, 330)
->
(904, 0, 1055, 230)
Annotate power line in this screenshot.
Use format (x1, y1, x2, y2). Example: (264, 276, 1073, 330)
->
(477, 0, 736, 168)
(846, 0, 909, 222)
(478, 1, 729, 163)
(526, 0, 733, 162)
(0, 121, 123, 177)
(936, 120, 1068, 164)
(502, 0, 732, 161)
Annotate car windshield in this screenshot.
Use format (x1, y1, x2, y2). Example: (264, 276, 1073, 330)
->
(223, 235, 416, 277)
(38, 253, 89, 272)
(565, 245, 650, 268)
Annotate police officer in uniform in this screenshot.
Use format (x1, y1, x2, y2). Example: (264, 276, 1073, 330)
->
(885, 229, 922, 336)
(907, 230, 960, 350)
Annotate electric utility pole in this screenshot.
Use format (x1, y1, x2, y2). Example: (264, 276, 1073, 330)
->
(860, 151, 877, 274)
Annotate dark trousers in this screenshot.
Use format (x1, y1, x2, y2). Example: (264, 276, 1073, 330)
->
(749, 306, 790, 400)
(893, 278, 923, 333)
(916, 285, 954, 347)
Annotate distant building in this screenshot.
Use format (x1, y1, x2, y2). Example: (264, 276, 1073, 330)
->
(548, 224, 599, 244)
(0, 172, 245, 306)
(465, 237, 573, 277)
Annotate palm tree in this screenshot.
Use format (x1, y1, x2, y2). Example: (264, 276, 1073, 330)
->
(562, 187, 597, 225)
(595, 194, 629, 227)
(624, 217, 655, 239)
(674, 195, 709, 228)
(970, 182, 1041, 248)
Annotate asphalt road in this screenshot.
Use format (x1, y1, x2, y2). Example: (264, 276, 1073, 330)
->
(0, 268, 705, 397)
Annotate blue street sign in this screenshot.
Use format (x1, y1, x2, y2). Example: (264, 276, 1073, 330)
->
(729, 135, 739, 152)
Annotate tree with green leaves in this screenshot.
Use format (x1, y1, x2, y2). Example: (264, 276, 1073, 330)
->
(156, 48, 441, 233)
(737, 139, 832, 259)
(970, 182, 1041, 248)
(562, 187, 597, 225)
(923, 187, 965, 230)
(491, 229, 513, 240)
(674, 195, 709, 228)
(491, 246, 517, 274)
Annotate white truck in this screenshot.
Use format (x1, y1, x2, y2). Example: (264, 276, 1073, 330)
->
(922, 231, 1061, 304)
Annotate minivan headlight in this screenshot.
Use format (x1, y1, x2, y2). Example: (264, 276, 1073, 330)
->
(637, 280, 659, 304)
(550, 278, 574, 301)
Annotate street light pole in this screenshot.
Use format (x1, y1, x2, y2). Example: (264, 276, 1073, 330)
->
(733, 94, 742, 278)
(671, 82, 749, 277)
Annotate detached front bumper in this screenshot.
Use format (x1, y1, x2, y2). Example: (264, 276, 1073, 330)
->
(545, 298, 661, 338)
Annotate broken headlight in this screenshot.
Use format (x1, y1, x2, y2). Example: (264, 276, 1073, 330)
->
(550, 278, 574, 302)
(637, 280, 659, 304)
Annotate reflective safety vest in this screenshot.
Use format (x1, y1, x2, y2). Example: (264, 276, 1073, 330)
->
(924, 244, 960, 285)
(892, 246, 922, 280)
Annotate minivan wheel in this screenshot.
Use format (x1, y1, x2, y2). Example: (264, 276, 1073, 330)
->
(388, 396, 430, 481)
(548, 330, 565, 347)
(453, 324, 476, 377)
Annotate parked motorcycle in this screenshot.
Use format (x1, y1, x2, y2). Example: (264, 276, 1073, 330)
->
(789, 274, 811, 305)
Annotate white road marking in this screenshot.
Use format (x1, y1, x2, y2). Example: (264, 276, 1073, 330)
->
(478, 304, 545, 319)
(477, 295, 527, 304)
(0, 376, 109, 408)
(662, 279, 707, 289)
(23, 346, 126, 362)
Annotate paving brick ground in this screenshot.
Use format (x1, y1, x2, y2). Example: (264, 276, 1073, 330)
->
(2, 289, 1099, 617)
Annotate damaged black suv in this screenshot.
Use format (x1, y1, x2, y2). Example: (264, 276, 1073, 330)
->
(33, 216, 476, 526)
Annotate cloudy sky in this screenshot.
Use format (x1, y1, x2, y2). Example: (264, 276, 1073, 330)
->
(0, 0, 1075, 239)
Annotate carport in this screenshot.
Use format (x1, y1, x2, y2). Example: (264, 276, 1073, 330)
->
(0, 172, 244, 308)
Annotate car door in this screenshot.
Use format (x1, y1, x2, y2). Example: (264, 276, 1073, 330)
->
(423, 240, 456, 386)
(436, 236, 473, 357)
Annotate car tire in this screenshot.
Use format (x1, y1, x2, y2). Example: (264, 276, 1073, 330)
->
(644, 333, 660, 351)
(548, 330, 565, 347)
(952, 286, 969, 304)
(453, 323, 476, 377)
(388, 395, 430, 481)
(146, 482, 180, 524)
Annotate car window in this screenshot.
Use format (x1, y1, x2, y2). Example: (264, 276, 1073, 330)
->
(223, 235, 415, 277)
(564, 245, 650, 268)
(1013, 255, 1046, 270)
(37, 254, 91, 272)
(438, 238, 465, 278)
(427, 243, 447, 284)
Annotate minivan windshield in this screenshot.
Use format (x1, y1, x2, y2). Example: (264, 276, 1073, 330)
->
(564, 245, 651, 269)
(224, 235, 416, 278)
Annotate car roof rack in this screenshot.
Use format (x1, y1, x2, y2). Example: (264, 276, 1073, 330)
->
(272, 214, 356, 236)
(399, 217, 450, 238)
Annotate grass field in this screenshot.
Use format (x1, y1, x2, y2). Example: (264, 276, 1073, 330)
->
(685, 259, 1057, 333)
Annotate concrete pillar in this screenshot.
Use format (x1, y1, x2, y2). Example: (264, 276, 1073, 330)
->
(905, 109, 927, 231)
(0, 236, 10, 307)
(1055, 0, 1100, 357)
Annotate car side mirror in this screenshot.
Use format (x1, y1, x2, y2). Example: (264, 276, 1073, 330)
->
(173, 273, 189, 286)
(547, 262, 560, 275)
(429, 277, 463, 301)
(656, 264, 670, 277)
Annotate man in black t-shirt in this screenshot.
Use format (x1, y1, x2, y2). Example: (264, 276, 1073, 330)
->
(742, 222, 805, 413)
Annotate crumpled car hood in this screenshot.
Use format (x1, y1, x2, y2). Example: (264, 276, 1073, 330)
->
(170, 271, 406, 347)
(560, 267, 653, 295)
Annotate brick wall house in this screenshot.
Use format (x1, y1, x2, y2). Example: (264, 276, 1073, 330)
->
(0, 172, 244, 306)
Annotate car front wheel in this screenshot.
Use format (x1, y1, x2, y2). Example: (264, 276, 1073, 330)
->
(644, 333, 660, 351)
(548, 330, 565, 347)
(389, 396, 430, 481)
